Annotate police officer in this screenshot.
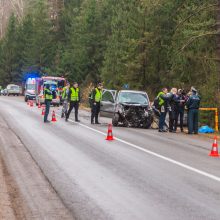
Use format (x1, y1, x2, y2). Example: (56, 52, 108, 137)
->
(91, 83, 103, 124)
(61, 82, 70, 118)
(66, 82, 80, 122)
(44, 84, 53, 123)
(186, 87, 201, 134)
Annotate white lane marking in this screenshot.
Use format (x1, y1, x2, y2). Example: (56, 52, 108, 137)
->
(57, 114, 220, 182)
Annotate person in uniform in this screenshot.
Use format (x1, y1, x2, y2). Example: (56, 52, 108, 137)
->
(66, 82, 80, 122)
(186, 87, 201, 134)
(61, 83, 70, 118)
(44, 84, 53, 123)
(91, 83, 103, 124)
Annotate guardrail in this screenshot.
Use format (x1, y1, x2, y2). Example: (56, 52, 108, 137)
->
(199, 108, 218, 132)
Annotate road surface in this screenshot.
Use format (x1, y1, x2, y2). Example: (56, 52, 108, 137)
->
(0, 96, 219, 220)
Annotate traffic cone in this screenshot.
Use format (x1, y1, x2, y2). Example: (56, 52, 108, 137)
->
(30, 100, 33, 107)
(51, 110, 57, 122)
(41, 107, 45, 116)
(38, 100, 41, 109)
(106, 124, 114, 141)
(209, 136, 219, 157)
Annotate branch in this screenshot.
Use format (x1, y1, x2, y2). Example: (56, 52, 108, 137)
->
(175, 4, 218, 32)
(180, 31, 220, 51)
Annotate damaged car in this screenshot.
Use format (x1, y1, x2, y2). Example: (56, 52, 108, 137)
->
(100, 90, 153, 128)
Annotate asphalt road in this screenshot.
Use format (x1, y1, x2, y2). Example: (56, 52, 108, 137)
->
(0, 96, 220, 220)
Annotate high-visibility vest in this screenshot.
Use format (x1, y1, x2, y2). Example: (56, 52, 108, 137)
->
(95, 88, 102, 102)
(44, 88, 53, 100)
(70, 87, 79, 101)
(62, 87, 68, 99)
(157, 92, 165, 106)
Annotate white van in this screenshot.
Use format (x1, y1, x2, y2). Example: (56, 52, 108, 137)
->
(6, 84, 20, 96)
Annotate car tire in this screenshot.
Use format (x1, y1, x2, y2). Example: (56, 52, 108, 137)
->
(112, 113, 119, 127)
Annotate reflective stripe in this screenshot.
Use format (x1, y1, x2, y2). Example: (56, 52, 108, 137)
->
(70, 88, 79, 101)
(95, 88, 102, 102)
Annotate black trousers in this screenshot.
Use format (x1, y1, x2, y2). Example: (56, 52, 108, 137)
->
(169, 110, 178, 131)
(44, 100, 51, 122)
(91, 102, 100, 123)
(66, 101, 79, 121)
(175, 109, 184, 131)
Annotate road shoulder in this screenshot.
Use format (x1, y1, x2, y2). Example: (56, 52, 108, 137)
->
(0, 114, 73, 220)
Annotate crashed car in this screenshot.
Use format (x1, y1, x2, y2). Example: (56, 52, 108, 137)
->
(100, 90, 153, 128)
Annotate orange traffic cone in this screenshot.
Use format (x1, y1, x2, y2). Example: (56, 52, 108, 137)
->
(41, 107, 45, 116)
(106, 124, 114, 141)
(51, 110, 57, 122)
(209, 136, 219, 157)
(38, 100, 41, 108)
(30, 100, 33, 107)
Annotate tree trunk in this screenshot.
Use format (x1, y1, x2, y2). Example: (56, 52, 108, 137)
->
(217, 0, 220, 92)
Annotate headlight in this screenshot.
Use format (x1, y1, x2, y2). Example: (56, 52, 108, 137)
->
(117, 104, 124, 114)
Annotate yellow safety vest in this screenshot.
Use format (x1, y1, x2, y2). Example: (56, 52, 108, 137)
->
(44, 88, 53, 100)
(70, 87, 79, 101)
(95, 88, 102, 102)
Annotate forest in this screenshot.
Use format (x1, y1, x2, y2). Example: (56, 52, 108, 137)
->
(0, 0, 219, 106)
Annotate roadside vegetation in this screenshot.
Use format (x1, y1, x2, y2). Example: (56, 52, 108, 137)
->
(0, 0, 219, 107)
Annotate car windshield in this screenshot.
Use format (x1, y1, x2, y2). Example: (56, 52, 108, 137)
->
(118, 92, 149, 105)
(27, 84, 35, 90)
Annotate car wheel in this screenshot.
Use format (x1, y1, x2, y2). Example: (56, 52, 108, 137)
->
(112, 113, 119, 127)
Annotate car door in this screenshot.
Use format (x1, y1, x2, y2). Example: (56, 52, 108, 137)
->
(100, 90, 117, 118)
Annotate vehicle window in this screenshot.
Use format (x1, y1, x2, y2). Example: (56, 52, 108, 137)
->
(102, 91, 114, 102)
(26, 84, 35, 90)
(118, 92, 149, 105)
(10, 86, 19, 90)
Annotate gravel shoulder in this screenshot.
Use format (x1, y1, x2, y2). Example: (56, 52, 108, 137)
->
(0, 114, 74, 220)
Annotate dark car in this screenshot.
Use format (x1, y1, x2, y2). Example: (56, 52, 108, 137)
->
(100, 90, 153, 128)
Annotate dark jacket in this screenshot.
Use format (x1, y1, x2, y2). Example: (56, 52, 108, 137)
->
(186, 94, 201, 110)
(177, 94, 187, 111)
(169, 93, 179, 111)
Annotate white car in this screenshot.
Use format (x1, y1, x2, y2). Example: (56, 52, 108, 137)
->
(6, 84, 20, 96)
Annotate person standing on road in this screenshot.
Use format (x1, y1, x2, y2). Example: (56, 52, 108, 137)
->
(156, 88, 170, 132)
(186, 87, 201, 134)
(66, 82, 80, 122)
(91, 83, 103, 124)
(175, 89, 187, 132)
(168, 88, 179, 133)
(44, 84, 53, 123)
(61, 82, 70, 118)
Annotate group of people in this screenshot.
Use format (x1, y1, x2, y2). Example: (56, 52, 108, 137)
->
(44, 82, 201, 134)
(155, 87, 201, 134)
(43, 82, 103, 124)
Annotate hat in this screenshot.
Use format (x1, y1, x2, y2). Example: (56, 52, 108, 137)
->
(191, 87, 197, 92)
